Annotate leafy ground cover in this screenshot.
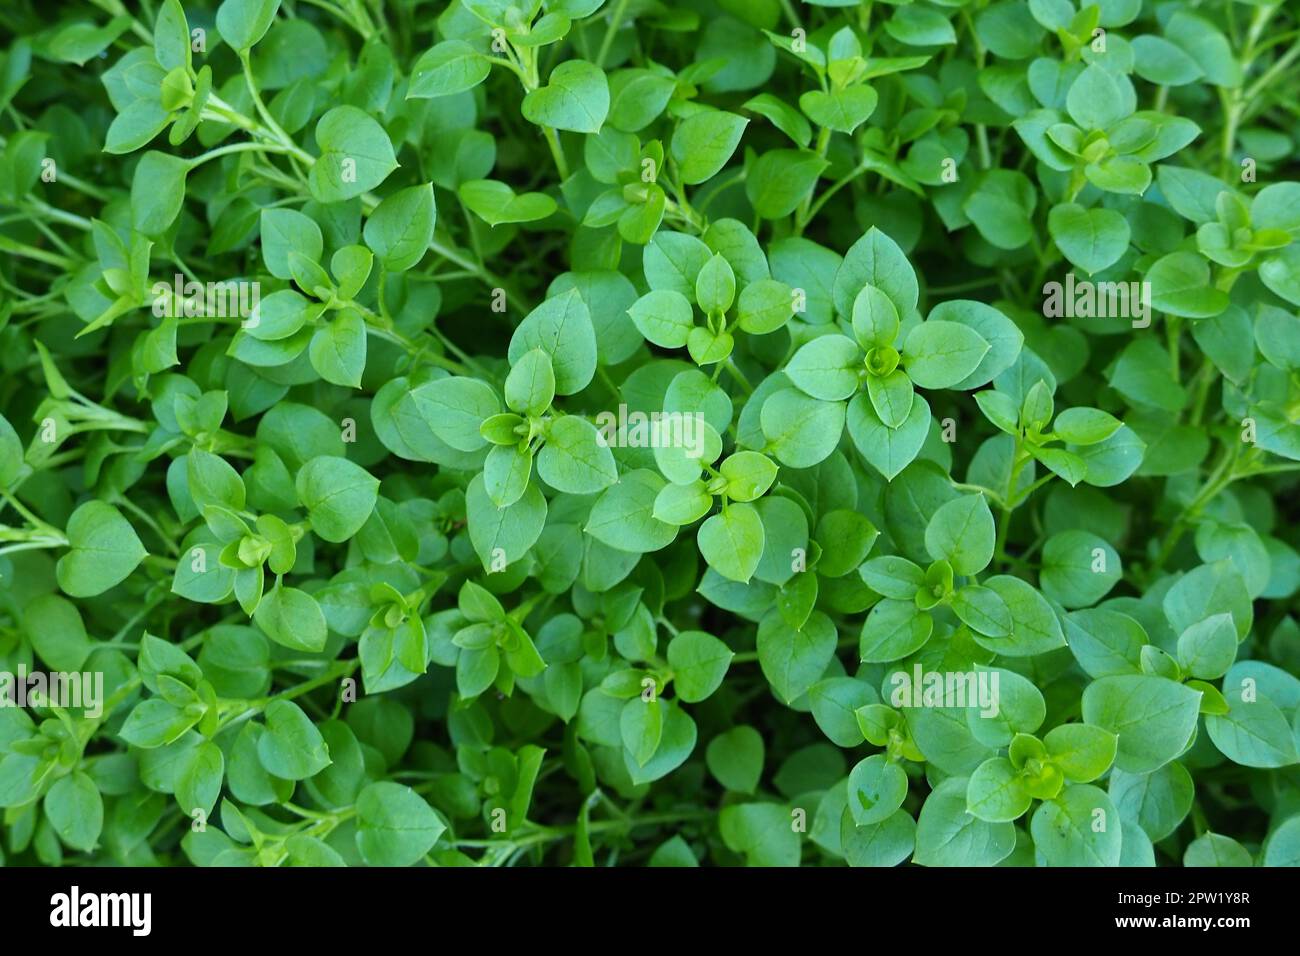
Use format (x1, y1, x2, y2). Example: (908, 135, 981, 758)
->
(2, 0, 1300, 867)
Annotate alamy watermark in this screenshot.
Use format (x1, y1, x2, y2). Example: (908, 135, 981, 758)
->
(889, 664, 1001, 717)
(50, 886, 151, 936)
(0, 666, 104, 718)
(594, 405, 708, 459)
(1042, 273, 1151, 328)
(151, 273, 260, 326)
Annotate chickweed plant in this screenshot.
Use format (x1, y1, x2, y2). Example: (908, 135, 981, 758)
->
(1, 0, 1299, 868)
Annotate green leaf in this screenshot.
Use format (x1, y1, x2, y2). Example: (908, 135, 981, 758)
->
(418, 375, 500, 452)
(628, 289, 693, 348)
(459, 178, 557, 226)
(746, 149, 829, 219)
(175, 741, 225, 818)
(743, 93, 811, 147)
(698, 502, 764, 583)
(903, 321, 991, 390)
(1110, 763, 1194, 842)
(1043, 723, 1118, 783)
(245, 289, 320, 342)
(925, 494, 995, 576)
(1081, 675, 1202, 773)
(308, 310, 367, 388)
(505, 348, 556, 416)
(851, 284, 901, 350)
(538, 415, 618, 494)
(848, 753, 908, 825)
(1176, 613, 1237, 680)
(1065, 608, 1146, 678)
(44, 771, 103, 851)
(1164, 560, 1252, 642)
(667, 630, 734, 703)
(131, 152, 189, 236)
(799, 86, 878, 134)
(363, 183, 436, 272)
(719, 802, 800, 866)
(188, 454, 247, 520)
(154, 0, 191, 71)
(809, 678, 876, 746)
(977, 575, 1067, 657)
(706, 726, 764, 793)
(757, 608, 837, 702)
(1066, 64, 1130, 131)
(467, 475, 547, 570)
(929, 300, 1024, 390)
(457, 644, 500, 698)
(408, 41, 490, 98)
(886, 5, 957, 45)
(914, 776, 1015, 866)
(120, 700, 199, 752)
(695, 253, 736, 315)
(1260, 245, 1300, 307)
(296, 456, 379, 542)
(1030, 784, 1122, 866)
(57, 501, 147, 598)
(586, 470, 677, 552)
(1157, 166, 1229, 224)
(860, 556, 926, 600)
(257, 700, 331, 780)
(620, 697, 663, 766)
(670, 110, 748, 185)
(1048, 203, 1130, 275)
(22, 594, 92, 671)
(1052, 407, 1122, 445)
(859, 598, 933, 663)
(522, 60, 609, 134)
(644, 231, 713, 298)
(1263, 816, 1300, 867)
(814, 510, 879, 577)
(104, 99, 169, 154)
(625, 702, 696, 785)
(719, 451, 778, 502)
(951, 585, 1012, 638)
(608, 69, 677, 132)
(1039, 530, 1121, 608)
(834, 227, 919, 321)
(653, 480, 713, 525)
(847, 392, 931, 479)
(1185, 832, 1254, 867)
(1205, 689, 1298, 769)
(261, 208, 323, 281)
(786, 334, 862, 402)
(1146, 251, 1230, 318)
(309, 106, 399, 203)
(215, 0, 281, 51)
(760, 388, 845, 468)
(736, 278, 794, 334)
(508, 289, 597, 395)
(966, 757, 1031, 822)
(0, 412, 24, 487)
(355, 782, 446, 866)
(253, 584, 327, 652)
(964, 170, 1037, 248)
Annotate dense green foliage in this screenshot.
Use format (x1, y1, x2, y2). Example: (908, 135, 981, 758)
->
(2, 0, 1300, 868)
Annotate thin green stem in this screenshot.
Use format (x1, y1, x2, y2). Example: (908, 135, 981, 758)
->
(595, 0, 632, 69)
(189, 140, 296, 168)
(793, 126, 833, 235)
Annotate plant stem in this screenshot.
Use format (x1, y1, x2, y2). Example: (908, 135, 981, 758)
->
(595, 0, 631, 69)
(793, 126, 832, 235)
